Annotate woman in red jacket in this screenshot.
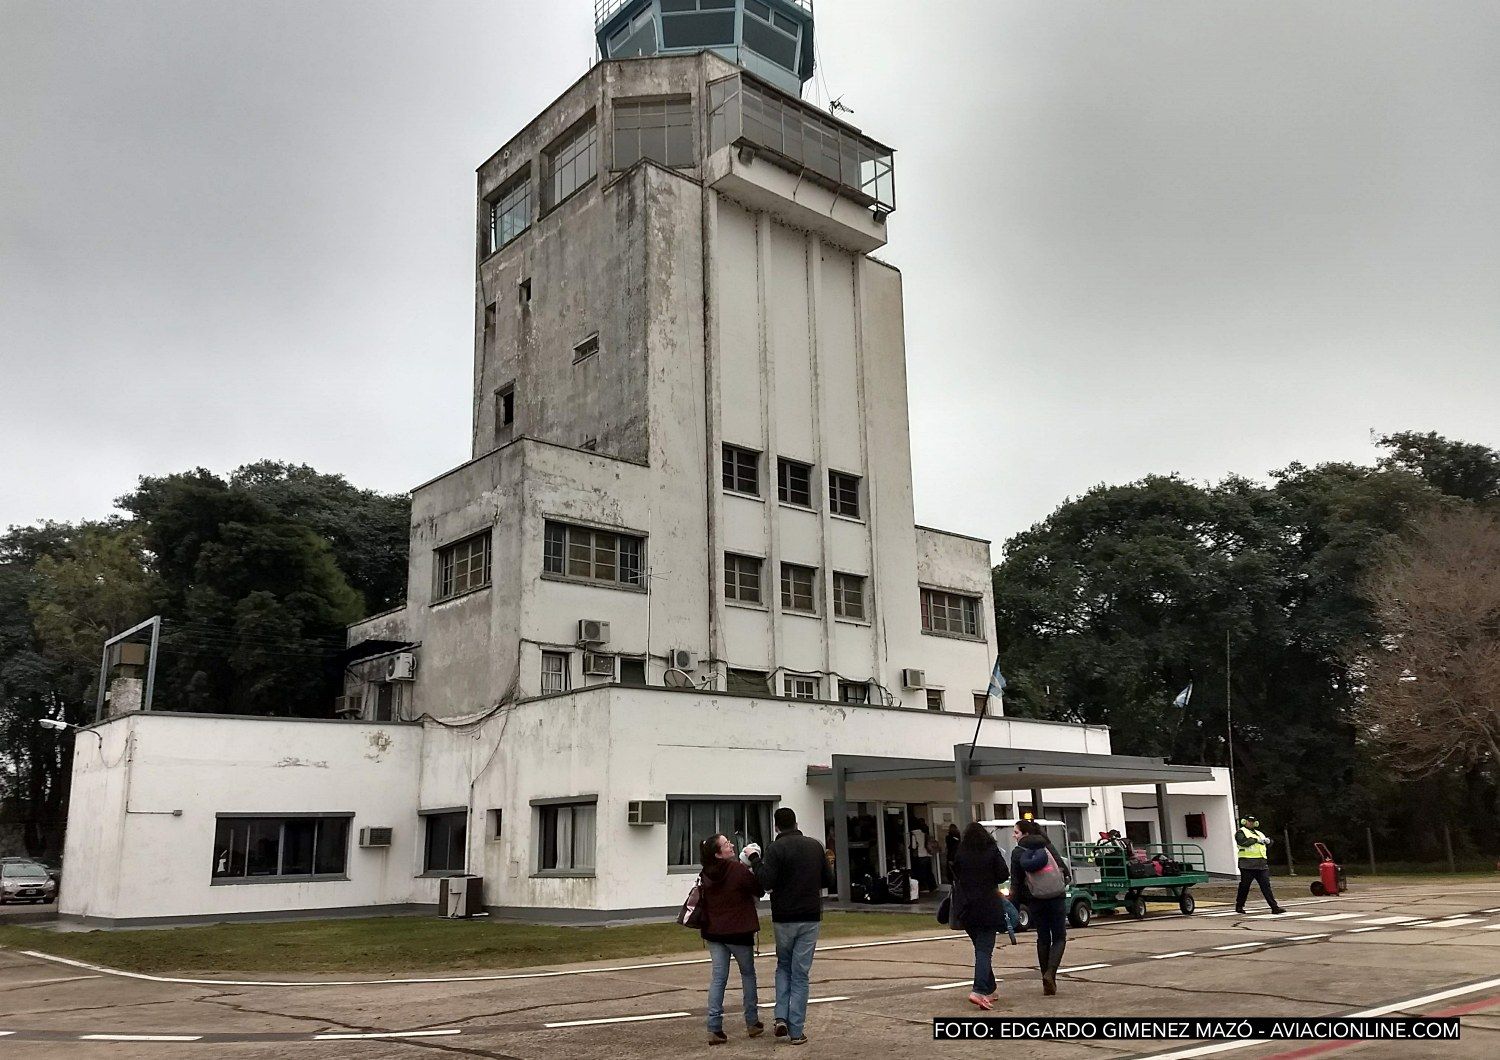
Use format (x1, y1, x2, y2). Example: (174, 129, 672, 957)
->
(698, 833, 766, 1045)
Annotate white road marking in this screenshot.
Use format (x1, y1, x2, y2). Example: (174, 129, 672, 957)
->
(312, 1029, 462, 1040)
(1348, 926, 1387, 934)
(757, 996, 849, 1008)
(1149, 951, 1196, 960)
(1427, 918, 1483, 927)
(1480, 908, 1500, 914)
(545, 1012, 691, 1028)
(1135, 975, 1500, 1059)
(79, 1034, 204, 1042)
(1404, 921, 1437, 927)
(0, 975, 102, 987)
(1302, 912, 1362, 922)
(1285, 933, 1330, 941)
(0, 1032, 14, 1037)
(1061, 963, 1111, 973)
(1483, 925, 1500, 931)
(1212, 942, 1264, 951)
(1249, 911, 1305, 919)
(1356, 916, 1419, 925)
(1198, 911, 1240, 918)
(924, 979, 977, 990)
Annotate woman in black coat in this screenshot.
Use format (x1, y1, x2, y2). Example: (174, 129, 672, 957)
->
(949, 821, 1009, 1010)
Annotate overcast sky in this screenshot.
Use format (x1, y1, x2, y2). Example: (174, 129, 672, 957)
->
(3, 1, 1497, 549)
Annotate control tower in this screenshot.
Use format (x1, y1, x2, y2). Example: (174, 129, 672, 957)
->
(596, 0, 815, 97)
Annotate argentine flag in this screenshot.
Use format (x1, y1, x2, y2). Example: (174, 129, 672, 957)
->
(987, 659, 1007, 701)
(1173, 682, 1194, 709)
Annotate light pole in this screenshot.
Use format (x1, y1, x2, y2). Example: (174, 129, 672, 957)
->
(38, 718, 102, 748)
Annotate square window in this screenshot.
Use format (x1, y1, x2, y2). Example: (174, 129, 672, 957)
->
(436, 532, 492, 601)
(1185, 813, 1208, 840)
(725, 553, 763, 604)
(780, 562, 817, 614)
(537, 801, 596, 873)
(783, 674, 818, 700)
(722, 444, 760, 495)
(925, 689, 944, 711)
(541, 651, 570, 694)
(839, 681, 870, 705)
(777, 458, 812, 507)
(619, 657, 647, 686)
(832, 572, 866, 621)
(613, 96, 696, 170)
(829, 470, 861, 518)
(423, 811, 467, 874)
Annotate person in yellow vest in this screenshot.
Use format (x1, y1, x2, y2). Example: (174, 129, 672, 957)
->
(1234, 815, 1286, 914)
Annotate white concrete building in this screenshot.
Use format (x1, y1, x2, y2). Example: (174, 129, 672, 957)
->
(60, 1, 1236, 926)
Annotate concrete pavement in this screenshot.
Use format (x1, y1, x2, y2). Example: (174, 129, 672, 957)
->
(2, 880, 1498, 1058)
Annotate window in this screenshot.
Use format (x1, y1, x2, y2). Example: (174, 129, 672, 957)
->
(544, 116, 598, 210)
(606, 4, 658, 57)
(832, 573, 866, 621)
(619, 657, 647, 686)
(541, 651, 570, 694)
(742, 0, 801, 71)
(727, 668, 769, 695)
(1185, 813, 1209, 840)
(659, 0, 736, 49)
(724, 553, 763, 604)
(925, 689, 944, 711)
(829, 470, 862, 518)
(921, 588, 982, 638)
(973, 693, 988, 716)
(839, 681, 870, 705)
(212, 816, 350, 882)
(667, 798, 772, 869)
(496, 384, 515, 430)
(783, 674, 818, 700)
(483, 301, 496, 334)
(573, 333, 599, 363)
(537, 800, 596, 873)
(777, 458, 812, 507)
(722, 444, 760, 495)
(423, 811, 467, 874)
(613, 97, 695, 170)
(488, 808, 503, 841)
(543, 521, 645, 588)
(519, 277, 532, 304)
(780, 562, 817, 614)
(487, 170, 532, 253)
(1125, 820, 1153, 847)
(436, 532, 492, 601)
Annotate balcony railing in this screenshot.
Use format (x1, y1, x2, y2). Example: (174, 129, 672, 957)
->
(596, 0, 812, 29)
(708, 72, 895, 214)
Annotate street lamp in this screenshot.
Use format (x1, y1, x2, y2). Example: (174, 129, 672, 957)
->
(38, 718, 102, 747)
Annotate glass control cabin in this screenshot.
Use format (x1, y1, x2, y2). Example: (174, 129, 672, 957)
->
(596, 0, 816, 97)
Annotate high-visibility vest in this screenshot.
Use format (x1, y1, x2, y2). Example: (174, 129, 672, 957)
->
(1237, 827, 1269, 861)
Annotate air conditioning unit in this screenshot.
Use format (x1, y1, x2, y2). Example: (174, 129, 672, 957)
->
(334, 694, 363, 718)
(668, 648, 698, 671)
(359, 827, 393, 848)
(628, 800, 668, 826)
(901, 668, 926, 689)
(583, 652, 615, 678)
(578, 619, 611, 645)
(386, 653, 417, 681)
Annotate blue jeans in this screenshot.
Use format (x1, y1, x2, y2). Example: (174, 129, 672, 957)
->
(772, 921, 820, 1037)
(965, 928, 997, 995)
(705, 941, 758, 1034)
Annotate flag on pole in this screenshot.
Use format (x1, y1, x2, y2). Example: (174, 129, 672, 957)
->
(1173, 682, 1194, 709)
(987, 658, 1007, 701)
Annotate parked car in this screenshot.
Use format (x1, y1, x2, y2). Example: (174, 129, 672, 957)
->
(0, 859, 57, 904)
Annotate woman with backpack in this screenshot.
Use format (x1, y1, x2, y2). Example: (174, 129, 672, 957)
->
(1009, 819, 1073, 996)
(697, 834, 766, 1044)
(948, 821, 1009, 1011)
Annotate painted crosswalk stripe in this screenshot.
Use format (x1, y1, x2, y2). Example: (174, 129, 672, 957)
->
(1149, 951, 1196, 960)
(1213, 942, 1264, 951)
(312, 1030, 462, 1040)
(0, 1032, 14, 1038)
(545, 1013, 690, 1029)
(1480, 908, 1500, 914)
(1250, 911, 1305, 919)
(1483, 925, 1500, 931)
(79, 1035, 205, 1042)
(1286, 934, 1330, 941)
(1200, 911, 1240, 918)
(1428, 918, 1483, 928)
(925, 980, 977, 990)
(758, 997, 849, 1009)
(1303, 912, 1363, 922)
(1060, 963, 1111, 973)
(1357, 916, 1420, 925)
(1347, 926, 1387, 934)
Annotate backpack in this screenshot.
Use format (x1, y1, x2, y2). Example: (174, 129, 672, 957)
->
(677, 874, 705, 929)
(1023, 846, 1067, 900)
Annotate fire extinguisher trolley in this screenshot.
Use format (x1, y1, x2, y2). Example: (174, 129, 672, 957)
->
(1311, 842, 1347, 896)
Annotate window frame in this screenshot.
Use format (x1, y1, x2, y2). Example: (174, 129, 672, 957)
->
(486, 167, 533, 254)
(779, 562, 818, 614)
(666, 797, 774, 870)
(722, 444, 761, 496)
(777, 457, 813, 508)
(828, 469, 862, 519)
(612, 95, 696, 171)
(542, 520, 647, 590)
(540, 650, 570, 695)
(533, 797, 598, 877)
(434, 531, 493, 602)
(421, 810, 468, 875)
(920, 587, 983, 640)
(543, 114, 599, 212)
(832, 572, 867, 621)
(724, 553, 764, 605)
(210, 814, 352, 885)
(496, 382, 516, 430)
(783, 673, 818, 700)
(573, 333, 600, 364)
(838, 681, 871, 705)
(727, 668, 770, 695)
(925, 689, 945, 711)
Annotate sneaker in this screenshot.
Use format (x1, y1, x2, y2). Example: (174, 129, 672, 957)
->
(708, 1030, 728, 1045)
(967, 992, 993, 1011)
(747, 1022, 765, 1038)
(774, 1020, 788, 1037)
(788, 1035, 808, 1046)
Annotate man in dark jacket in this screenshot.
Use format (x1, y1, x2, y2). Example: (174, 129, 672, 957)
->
(1234, 815, 1286, 914)
(749, 807, 835, 1045)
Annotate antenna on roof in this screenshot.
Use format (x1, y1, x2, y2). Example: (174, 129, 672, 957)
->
(829, 95, 853, 115)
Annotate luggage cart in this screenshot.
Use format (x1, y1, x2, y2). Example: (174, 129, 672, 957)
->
(1066, 840, 1210, 921)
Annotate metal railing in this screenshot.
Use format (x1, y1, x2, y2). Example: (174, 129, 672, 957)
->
(596, 0, 812, 28)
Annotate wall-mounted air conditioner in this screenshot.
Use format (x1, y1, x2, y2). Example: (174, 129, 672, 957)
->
(668, 649, 698, 671)
(386, 653, 417, 681)
(628, 800, 668, 826)
(901, 668, 926, 689)
(359, 827, 393, 848)
(578, 619, 611, 645)
(583, 652, 616, 678)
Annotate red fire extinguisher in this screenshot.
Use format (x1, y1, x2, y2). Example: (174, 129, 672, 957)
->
(1311, 842, 1346, 896)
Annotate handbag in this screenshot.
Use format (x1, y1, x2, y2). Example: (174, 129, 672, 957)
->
(677, 874, 705, 929)
(936, 894, 951, 926)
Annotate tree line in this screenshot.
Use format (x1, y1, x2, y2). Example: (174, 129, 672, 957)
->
(993, 432, 1500, 868)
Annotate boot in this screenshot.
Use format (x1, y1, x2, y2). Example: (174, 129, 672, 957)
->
(1041, 939, 1066, 996)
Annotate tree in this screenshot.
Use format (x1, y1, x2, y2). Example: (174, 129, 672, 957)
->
(1377, 431, 1500, 505)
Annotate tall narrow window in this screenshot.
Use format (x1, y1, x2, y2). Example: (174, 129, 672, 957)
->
(832, 572, 866, 621)
(545, 115, 599, 210)
(541, 651, 569, 694)
(487, 169, 532, 252)
(722, 444, 760, 495)
(925, 689, 945, 711)
(829, 470, 862, 518)
(613, 97, 695, 170)
(496, 383, 515, 430)
(780, 563, 817, 614)
(435, 532, 492, 601)
(725, 553, 763, 604)
(778, 458, 813, 507)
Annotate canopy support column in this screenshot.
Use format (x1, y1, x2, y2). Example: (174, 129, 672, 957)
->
(1155, 783, 1175, 848)
(955, 756, 973, 828)
(1030, 788, 1045, 821)
(833, 762, 851, 904)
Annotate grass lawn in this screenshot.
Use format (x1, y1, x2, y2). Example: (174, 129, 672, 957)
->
(0, 910, 937, 976)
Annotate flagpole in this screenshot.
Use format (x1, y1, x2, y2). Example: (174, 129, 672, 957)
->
(1225, 630, 1238, 811)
